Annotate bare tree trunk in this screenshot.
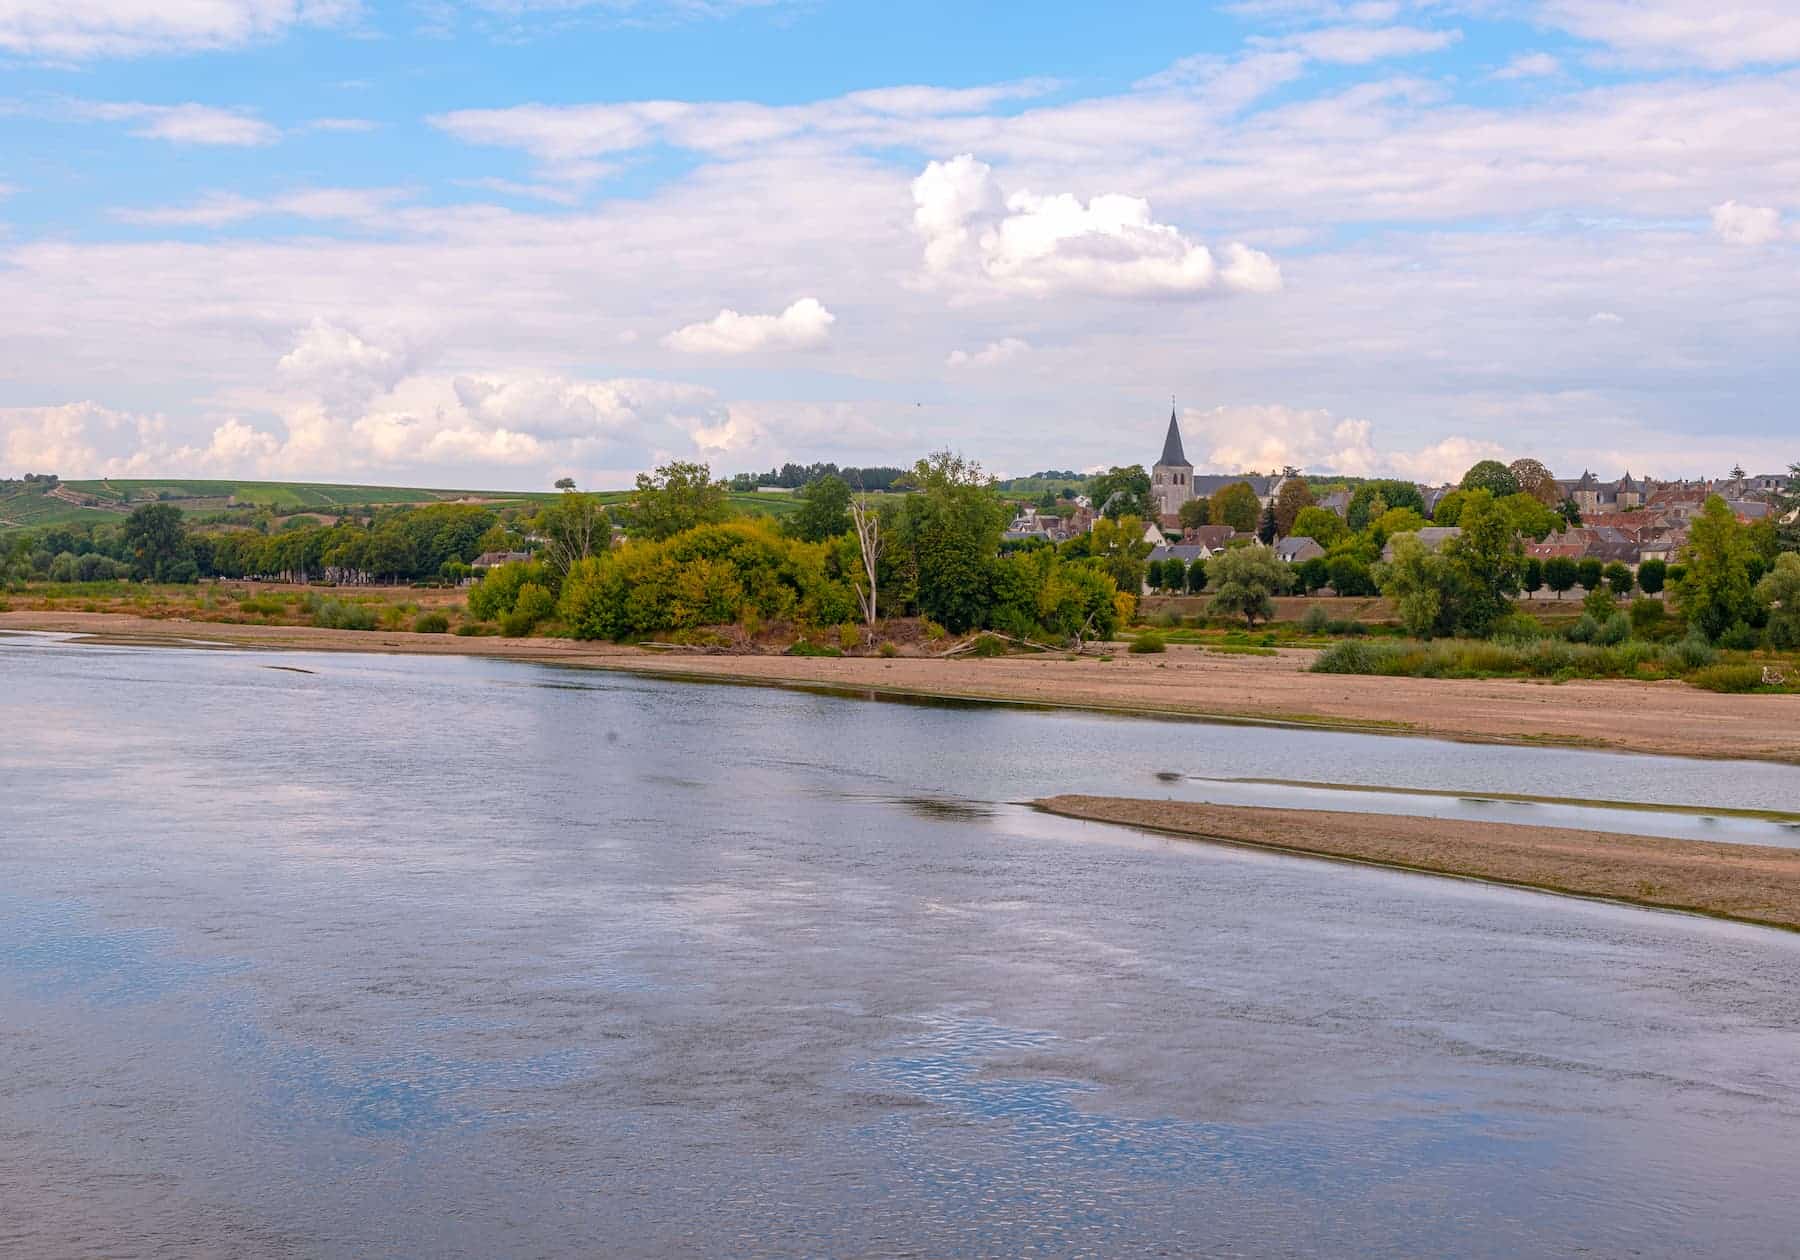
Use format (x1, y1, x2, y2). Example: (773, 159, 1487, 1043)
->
(850, 495, 881, 631)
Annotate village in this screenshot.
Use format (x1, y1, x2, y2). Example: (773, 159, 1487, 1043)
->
(997, 407, 1797, 595)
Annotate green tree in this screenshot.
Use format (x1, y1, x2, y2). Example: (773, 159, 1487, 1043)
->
(1295, 555, 1329, 593)
(1290, 506, 1347, 548)
(895, 450, 1008, 632)
(1256, 500, 1279, 544)
(1186, 558, 1208, 594)
(1496, 492, 1561, 541)
(632, 460, 730, 541)
(1327, 554, 1377, 596)
(1757, 553, 1800, 649)
(122, 503, 188, 581)
(1161, 556, 1188, 593)
(1432, 489, 1468, 526)
(1637, 557, 1667, 596)
(1604, 562, 1635, 598)
(1144, 558, 1165, 592)
(1576, 557, 1604, 593)
(1674, 496, 1759, 641)
(1557, 498, 1583, 527)
(785, 473, 853, 543)
(1210, 482, 1261, 532)
(1177, 497, 1212, 530)
(1521, 556, 1543, 595)
(1273, 477, 1315, 535)
(1460, 459, 1521, 498)
(1207, 546, 1286, 626)
(1090, 515, 1153, 596)
(1347, 480, 1426, 532)
(538, 485, 608, 583)
(1543, 555, 1578, 599)
(1086, 465, 1151, 519)
(1380, 533, 1455, 638)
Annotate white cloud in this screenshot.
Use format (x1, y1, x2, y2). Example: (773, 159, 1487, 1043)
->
(947, 337, 1031, 367)
(1535, 0, 1800, 70)
(1493, 52, 1561, 79)
(115, 187, 404, 227)
(1589, 310, 1623, 323)
(75, 101, 279, 147)
(662, 298, 836, 354)
(1180, 403, 1505, 483)
(304, 117, 378, 133)
(276, 320, 413, 411)
(913, 155, 1281, 299)
(0, 0, 360, 60)
(1262, 24, 1461, 64)
(1711, 199, 1784, 246)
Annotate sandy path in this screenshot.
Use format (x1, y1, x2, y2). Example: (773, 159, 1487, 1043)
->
(5, 609, 1797, 764)
(1035, 795, 1800, 931)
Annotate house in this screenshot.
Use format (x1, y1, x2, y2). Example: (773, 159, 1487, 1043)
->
(1418, 485, 1457, 518)
(1380, 527, 1460, 563)
(472, 550, 531, 570)
(1274, 536, 1325, 564)
(1147, 543, 1210, 584)
(1180, 524, 1241, 555)
(1316, 490, 1351, 518)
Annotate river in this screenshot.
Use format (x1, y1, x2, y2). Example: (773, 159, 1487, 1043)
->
(4, 633, 1799, 1257)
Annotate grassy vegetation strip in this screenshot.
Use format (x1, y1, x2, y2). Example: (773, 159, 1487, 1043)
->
(1034, 794, 1800, 932)
(1212, 777, 1800, 824)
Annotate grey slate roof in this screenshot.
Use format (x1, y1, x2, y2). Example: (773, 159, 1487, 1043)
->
(1158, 408, 1190, 468)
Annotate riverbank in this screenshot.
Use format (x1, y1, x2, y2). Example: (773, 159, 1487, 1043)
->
(5, 609, 1797, 764)
(1034, 795, 1800, 931)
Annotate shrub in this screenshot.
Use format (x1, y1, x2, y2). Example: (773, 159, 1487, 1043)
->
(413, 611, 450, 634)
(786, 639, 843, 657)
(1718, 621, 1761, 651)
(1567, 613, 1600, 643)
(877, 641, 899, 658)
(1492, 612, 1544, 642)
(966, 633, 1008, 657)
(1594, 612, 1630, 646)
(1312, 641, 1410, 674)
(1660, 633, 1717, 672)
(1629, 598, 1666, 637)
(1686, 663, 1765, 693)
(454, 621, 496, 636)
(500, 581, 556, 637)
(1130, 631, 1167, 653)
(838, 623, 860, 652)
(307, 597, 378, 631)
(1299, 603, 1331, 635)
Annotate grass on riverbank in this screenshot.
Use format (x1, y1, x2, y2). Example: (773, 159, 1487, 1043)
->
(1311, 636, 1798, 693)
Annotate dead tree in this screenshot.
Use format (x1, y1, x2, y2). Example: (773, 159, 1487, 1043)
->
(850, 492, 882, 632)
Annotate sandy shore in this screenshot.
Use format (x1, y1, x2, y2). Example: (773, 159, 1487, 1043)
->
(5, 609, 1798, 764)
(1035, 795, 1800, 931)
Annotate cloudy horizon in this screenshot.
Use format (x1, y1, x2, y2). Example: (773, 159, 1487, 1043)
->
(2, 0, 1797, 489)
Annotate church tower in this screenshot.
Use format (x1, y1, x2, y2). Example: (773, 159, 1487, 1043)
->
(1151, 404, 1193, 521)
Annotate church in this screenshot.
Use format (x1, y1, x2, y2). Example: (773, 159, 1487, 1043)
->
(1149, 405, 1284, 528)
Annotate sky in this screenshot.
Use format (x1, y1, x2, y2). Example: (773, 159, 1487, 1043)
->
(1, 0, 1797, 490)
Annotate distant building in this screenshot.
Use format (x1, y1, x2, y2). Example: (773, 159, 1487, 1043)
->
(1274, 536, 1325, 564)
(1150, 407, 1193, 520)
(1380, 527, 1461, 563)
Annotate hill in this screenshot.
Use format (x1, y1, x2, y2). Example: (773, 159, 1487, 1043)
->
(0, 478, 800, 533)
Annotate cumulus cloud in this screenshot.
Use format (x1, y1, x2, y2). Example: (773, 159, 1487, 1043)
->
(0, 401, 284, 477)
(913, 155, 1281, 299)
(946, 337, 1031, 367)
(74, 101, 279, 146)
(276, 320, 414, 411)
(662, 298, 836, 354)
(1389, 436, 1508, 484)
(1493, 51, 1561, 79)
(1711, 199, 1784, 246)
(0, 0, 360, 60)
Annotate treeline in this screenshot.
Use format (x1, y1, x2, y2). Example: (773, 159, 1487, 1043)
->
(467, 453, 1131, 645)
(726, 462, 908, 492)
(1, 501, 507, 585)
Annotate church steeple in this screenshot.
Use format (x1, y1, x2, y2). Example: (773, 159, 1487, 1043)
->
(1159, 403, 1190, 468)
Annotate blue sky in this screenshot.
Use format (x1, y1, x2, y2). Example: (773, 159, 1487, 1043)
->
(2, 0, 1797, 488)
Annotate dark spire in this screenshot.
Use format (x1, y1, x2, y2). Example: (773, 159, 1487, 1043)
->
(1158, 404, 1190, 467)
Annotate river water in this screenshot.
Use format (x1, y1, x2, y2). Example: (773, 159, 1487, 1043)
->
(4, 633, 1799, 1257)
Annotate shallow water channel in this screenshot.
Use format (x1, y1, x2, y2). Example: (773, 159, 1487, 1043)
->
(4, 633, 1799, 1257)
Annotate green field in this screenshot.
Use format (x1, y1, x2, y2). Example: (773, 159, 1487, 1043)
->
(2, 478, 802, 534)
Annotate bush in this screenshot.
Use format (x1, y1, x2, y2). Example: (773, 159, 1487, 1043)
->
(1130, 631, 1167, 653)
(787, 639, 843, 657)
(1629, 598, 1666, 638)
(1717, 621, 1761, 651)
(1594, 612, 1630, 646)
(454, 621, 497, 636)
(1567, 613, 1600, 643)
(838, 623, 861, 652)
(1312, 640, 1410, 674)
(306, 596, 378, 631)
(1299, 603, 1331, 635)
(967, 633, 1008, 658)
(1686, 663, 1765, 693)
(499, 581, 555, 637)
(877, 640, 899, 658)
(1660, 633, 1717, 671)
(413, 611, 450, 634)
(1492, 612, 1544, 642)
